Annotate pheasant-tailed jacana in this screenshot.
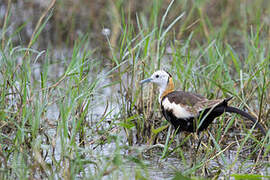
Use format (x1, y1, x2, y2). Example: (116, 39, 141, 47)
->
(140, 70, 266, 135)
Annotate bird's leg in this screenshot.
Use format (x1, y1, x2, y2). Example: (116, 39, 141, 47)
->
(195, 133, 202, 154)
(170, 128, 176, 139)
(190, 132, 201, 167)
(188, 135, 194, 168)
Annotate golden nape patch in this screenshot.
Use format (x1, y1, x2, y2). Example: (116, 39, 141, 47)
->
(162, 97, 194, 119)
(160, 77, 175, 100)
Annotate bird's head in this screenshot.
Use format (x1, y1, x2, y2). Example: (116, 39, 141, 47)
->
(140, 70, 171, 87)
(140, 70, 174, 101)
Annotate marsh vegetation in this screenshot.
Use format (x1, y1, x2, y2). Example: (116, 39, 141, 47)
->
(0, 0, 269, 179)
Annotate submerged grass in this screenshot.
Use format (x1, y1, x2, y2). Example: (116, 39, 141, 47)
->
(0, 0, 270, 179)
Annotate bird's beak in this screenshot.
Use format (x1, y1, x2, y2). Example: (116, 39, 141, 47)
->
(140, 78, 153, 84)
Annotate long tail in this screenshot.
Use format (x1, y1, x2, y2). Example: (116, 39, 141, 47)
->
(222, 106, 266, 135)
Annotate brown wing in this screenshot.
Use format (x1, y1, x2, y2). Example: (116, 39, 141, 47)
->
(164, 91, 207, 107)
(164, 91, 227, 115)
(194, 99, 224, 111)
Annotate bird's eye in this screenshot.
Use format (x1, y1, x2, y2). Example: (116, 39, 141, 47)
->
(155, 75, 159, 78)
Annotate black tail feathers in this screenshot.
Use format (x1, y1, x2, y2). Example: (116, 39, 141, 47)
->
(223, 106, 266, 135)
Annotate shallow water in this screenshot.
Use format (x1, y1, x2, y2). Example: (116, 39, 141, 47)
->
(0, 46, 268, 179)
(0, 54, 258, 178)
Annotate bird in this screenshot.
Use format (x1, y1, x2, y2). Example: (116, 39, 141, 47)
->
(140, 70, 266, 135)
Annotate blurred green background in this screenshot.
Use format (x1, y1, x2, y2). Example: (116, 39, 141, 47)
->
(1, 0, 269, 59)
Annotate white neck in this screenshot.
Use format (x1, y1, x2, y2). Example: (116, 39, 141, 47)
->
(158, 84, 167, 103)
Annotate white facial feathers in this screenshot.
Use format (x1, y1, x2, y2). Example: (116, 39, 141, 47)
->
(162, 97, 194, 119)
(150, 70, 170, 87)
(148, 70, 171, 103)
